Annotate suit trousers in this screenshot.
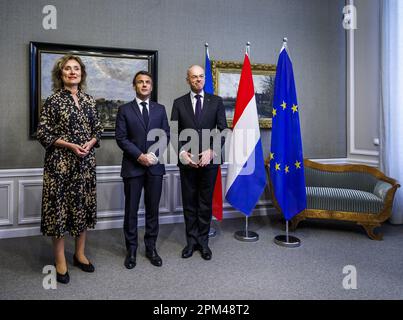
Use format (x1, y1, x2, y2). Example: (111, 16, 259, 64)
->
(123, 172, 163, 252)
(179, 166, 218, 248)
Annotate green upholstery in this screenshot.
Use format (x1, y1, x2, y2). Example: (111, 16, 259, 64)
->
(306, 187, 383, 214)
(284, 159, 400, 240)
(304, 167, 391, 214)
(305, 167, 379, 192)
(373, 180, 392, 201)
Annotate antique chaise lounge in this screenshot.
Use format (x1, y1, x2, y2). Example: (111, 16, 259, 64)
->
(266, 158, 400, 240)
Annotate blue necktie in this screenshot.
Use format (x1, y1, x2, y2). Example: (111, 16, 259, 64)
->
(140, 101, 149, 126)
(195, 94, 202, 122)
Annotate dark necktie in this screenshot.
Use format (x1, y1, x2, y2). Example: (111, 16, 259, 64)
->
(140, 101, 149, 126)
(195, 94, 202, 122)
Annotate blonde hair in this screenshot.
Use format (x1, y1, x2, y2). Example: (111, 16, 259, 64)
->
(51, 54, 87, 92)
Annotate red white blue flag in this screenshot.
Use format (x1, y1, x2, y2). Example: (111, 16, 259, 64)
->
(225, 53, 266, 215)
(204, 46, 223, 221)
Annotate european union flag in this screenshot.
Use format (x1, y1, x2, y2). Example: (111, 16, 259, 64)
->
(204, 48, 214, 95)
(269, 47, 306, 221)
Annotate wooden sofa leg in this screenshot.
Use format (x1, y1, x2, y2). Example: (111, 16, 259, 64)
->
(291, 216, 304, 231)
(359, 223, 383, 240)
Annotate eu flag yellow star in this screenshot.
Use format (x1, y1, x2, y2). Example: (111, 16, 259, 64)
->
(281, 101, 287, 110)
(272, 108, 277, 117)
(270, 152, 274, 160)
(275, 163, 281, 171)
(292, 104, 298, 113)
(285, 165, 289, 173)
(295, 160, 301, 169)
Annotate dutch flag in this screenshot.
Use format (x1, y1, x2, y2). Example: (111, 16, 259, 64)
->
(225, 52, 267, 215)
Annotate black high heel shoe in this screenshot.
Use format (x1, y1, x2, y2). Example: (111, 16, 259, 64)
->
(54, 263, 70, 284)
(73, 254, 95, 273)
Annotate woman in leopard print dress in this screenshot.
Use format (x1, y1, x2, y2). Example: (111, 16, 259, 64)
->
(37, 54, 103, 283)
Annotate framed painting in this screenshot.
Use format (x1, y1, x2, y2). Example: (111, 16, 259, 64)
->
(29, 42, 158, 137)
(211, 60, 276, 128)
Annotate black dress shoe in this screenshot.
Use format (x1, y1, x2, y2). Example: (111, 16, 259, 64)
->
(181, 245, 194, 259)
(124, 251, 136, 269)
(54, 263, 70, 284)
(146, 249, 163, 267)
(200, 247, 212, 260)
(73, 254, 95, 273)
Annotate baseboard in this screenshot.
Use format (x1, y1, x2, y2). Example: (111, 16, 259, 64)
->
(0, 226, 42, 239)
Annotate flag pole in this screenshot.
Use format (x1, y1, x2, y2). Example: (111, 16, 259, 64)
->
(282, 37, 288, 51)
(205, 42, 210, 57)
(205, 42, 217, 238)
(274, 219, 300, 247)
(234, 41, 259, 243)
(246, 41, 251, 55)
(273, 37, 301, 248)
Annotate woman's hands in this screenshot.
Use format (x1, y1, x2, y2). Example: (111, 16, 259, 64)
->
(71, 138, 97, 157)
(69, 143, 89, 158)
(82, 138, 97, 153)
(54, 138, 97, 158)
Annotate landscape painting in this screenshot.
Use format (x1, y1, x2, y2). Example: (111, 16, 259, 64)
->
(211, 60, 276, 128)
(30, 42, 158, 137)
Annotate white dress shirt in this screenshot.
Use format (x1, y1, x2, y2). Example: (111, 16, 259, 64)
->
(190, 90, 204, 114)
(135, 97, 150, 114)
(135, 97, 157, 163)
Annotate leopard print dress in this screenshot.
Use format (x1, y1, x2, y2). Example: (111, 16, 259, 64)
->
(37, 89, 103, 238)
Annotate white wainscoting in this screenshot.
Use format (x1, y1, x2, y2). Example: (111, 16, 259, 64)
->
(0, 158, 376, 239)
(18, 179, 43, 225)
(0, 181, 14, 226)
(346, 0, 380, 165)
(0, 164, 275, 239)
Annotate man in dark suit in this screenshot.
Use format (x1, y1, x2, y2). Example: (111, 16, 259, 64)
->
(171, 65, 227, 260)
(116, 71, 170, 269)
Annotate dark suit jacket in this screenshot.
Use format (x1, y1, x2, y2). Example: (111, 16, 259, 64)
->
(116, 100, 170, 178)
(171, 92, 227, 168)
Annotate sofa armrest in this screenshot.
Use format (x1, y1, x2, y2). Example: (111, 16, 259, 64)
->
(373, 180, 392, 200)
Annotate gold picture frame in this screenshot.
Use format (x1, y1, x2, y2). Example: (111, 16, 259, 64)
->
(211, 60, 276, 129)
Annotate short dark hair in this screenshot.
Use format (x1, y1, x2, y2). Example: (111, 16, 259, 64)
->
(132, 70, 153, 86)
